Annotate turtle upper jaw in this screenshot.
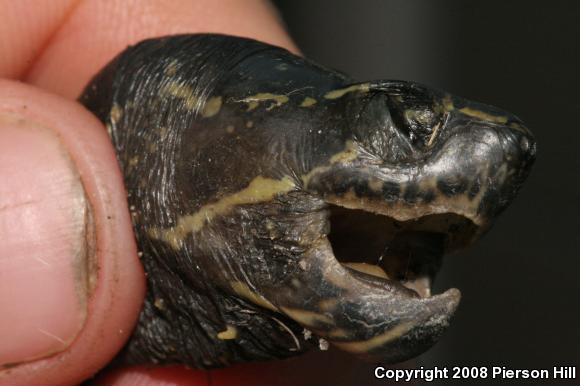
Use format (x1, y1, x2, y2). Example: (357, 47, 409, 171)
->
(305, 99, 536, 229)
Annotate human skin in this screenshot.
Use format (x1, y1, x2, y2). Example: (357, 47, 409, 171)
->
(0, 1, 298, 385)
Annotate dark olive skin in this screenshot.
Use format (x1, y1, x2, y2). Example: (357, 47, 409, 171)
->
(80, 34, 535, 368)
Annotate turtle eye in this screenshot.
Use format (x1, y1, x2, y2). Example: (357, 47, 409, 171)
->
(402, 108, 437, 144)
(387, 98, 441, 148)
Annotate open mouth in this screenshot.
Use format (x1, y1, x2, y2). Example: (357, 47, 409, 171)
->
(327, 205, 479, 299)
(269, 200, 481, 364)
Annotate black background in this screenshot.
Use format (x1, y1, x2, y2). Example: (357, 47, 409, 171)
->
(269, 1, 580, 385)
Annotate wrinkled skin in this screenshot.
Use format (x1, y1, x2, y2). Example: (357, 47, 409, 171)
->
(80, 34, 536, 368)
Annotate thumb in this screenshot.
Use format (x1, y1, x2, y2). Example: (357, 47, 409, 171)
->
(0, 79, 145, 386)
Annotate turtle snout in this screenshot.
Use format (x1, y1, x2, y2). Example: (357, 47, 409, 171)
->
(509, 124, 536, 169)
(491, 120, 536, 209)
(416, 109, 536, 226)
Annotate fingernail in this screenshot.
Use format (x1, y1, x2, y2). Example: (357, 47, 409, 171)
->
(0, 112, 93, 367)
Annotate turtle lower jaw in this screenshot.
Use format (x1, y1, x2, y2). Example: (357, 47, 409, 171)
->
(268, 235, 461, 363)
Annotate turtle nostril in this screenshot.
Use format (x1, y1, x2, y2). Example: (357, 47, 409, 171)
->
(520, 136, 530, 153)
(518, 131, 537, 163)
(529, 140, 537, 158)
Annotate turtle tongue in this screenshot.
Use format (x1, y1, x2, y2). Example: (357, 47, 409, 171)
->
(266, 238, 460, 363)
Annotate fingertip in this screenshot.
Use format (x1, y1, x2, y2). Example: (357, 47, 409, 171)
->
(0, 79, 145, 386)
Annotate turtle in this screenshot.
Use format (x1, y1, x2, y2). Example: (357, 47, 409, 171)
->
(79, 34, 536, 368)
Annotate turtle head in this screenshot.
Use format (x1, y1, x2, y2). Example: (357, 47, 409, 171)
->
(78, 34, 537, 368)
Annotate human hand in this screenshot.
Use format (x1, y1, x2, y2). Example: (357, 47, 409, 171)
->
(0, 1, 296, 385)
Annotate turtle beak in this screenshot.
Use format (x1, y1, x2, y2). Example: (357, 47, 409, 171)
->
(263, 237, 460, 363)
